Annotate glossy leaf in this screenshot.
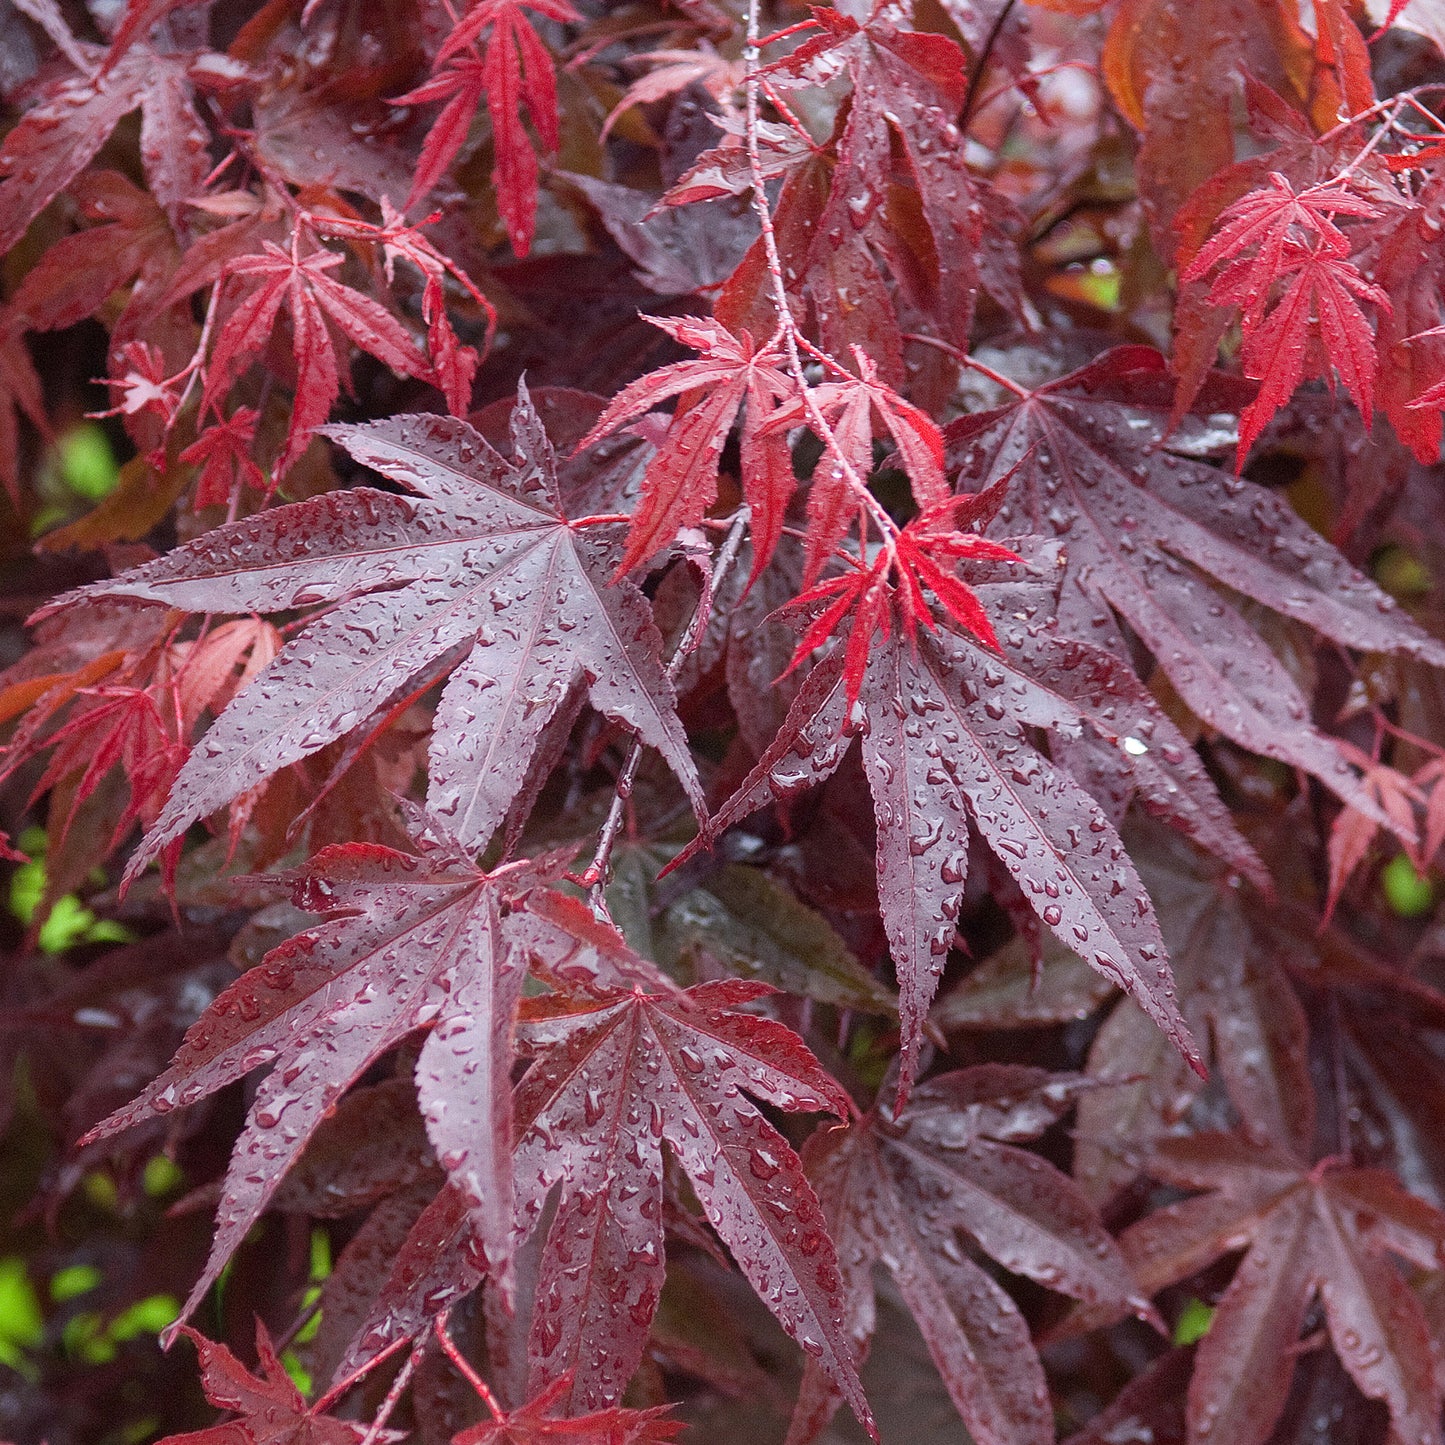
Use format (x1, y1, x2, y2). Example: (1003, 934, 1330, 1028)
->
(45, 393, 701, 872)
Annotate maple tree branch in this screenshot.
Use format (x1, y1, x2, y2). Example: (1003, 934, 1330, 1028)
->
(574, 507, 751, 905)
(1318, 95, 1409, 187)
(433, 1310, 504, 1417)
(357, 1338, 425, 1445)
(741, 0, 898, 550)
(970, 61, 1099, 124)
(960, 0, 1020, 129)
(312, 1333, 413, 1414)
(903, 332, 1030, 398)
(168, 280, 223, 430)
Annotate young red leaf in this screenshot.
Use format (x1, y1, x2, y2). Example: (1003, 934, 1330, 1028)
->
(763, 350, 952, 584)
(396, 0, 580, 257)
(454, 1374, 682, 1444)
(200, 231, 435, 477)
(316, 200, 493, 419)
(1179, 173, 1392, 458)
(180, 407, 266, 510)
(575, 316, 796, 578)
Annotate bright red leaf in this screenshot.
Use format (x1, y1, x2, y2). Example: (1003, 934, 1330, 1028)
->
(395, 0, 581, 258)
(575, 316, 796, 579)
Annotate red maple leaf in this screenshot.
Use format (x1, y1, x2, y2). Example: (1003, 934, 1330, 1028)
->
(316, 200, 495, 418)
(158, 1323, 384, 1445)
(394, 0, 581, 258)
(779, 489, 1019, 709)
(1183, 172, 1381, 326)
(1181, 175, 1390, 460)
(81, 841, 615, 1327)
(180, 406, 266, 510)
(508, 972, 870, 1425)
(575, 316, 797, 578)
(245, 902, 874, 1431)
(7, 170, 178, 346)
(1235, 243, 1390, 458)
(1122, 1128, 1445, 1445)
(791, 1066, 1156, 1445)
(200, 227, 435, 477)
(43, 394, 703, 874)
(674, 566, 1204, 1103)
(762, 348, 953, 584)
(0, 610, 278, 894)
(0, 41, 213, 250)
(735, 7, 986, 367)
(945, 346, 1445, 819)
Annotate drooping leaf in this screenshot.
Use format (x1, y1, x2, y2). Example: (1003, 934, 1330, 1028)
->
(676, 593, 1202, 1104)
(574, 316, 796, 578)
(1122, 1128, 1445, 1445)
(395, 0, 581, 258)
(788, 1066, 1154, 1445)
(336, 972, 874, 1433)
(945, 346, 1445, 815)
(81, 840, 552, 1325)
(1073, 819, 1312, 1204)
(760, 8, 984, 355)
(1181, 176, 1392, 459)
(198, 228, 436, 478)
(509, 975, 870, 1428)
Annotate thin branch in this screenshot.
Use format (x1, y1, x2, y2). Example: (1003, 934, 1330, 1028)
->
(357, 1339, 425, 1445)
(434, 1310, 504, 1418)
(741, 0, 897, 549)
(573, 507, 752, 905)
(313, 1333, 414, 1414)
(960, 0, 1021, 130)
(903, 332, 1030, 397)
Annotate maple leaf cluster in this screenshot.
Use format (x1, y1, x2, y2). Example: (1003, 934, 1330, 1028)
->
(8, 3, 1445, 1445)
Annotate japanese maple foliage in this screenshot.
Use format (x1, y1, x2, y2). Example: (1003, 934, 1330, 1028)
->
(11, 2, 1445, 1445)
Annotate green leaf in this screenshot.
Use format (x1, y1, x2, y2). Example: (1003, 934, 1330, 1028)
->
(58, 423, 119, 502)
(1173, 1296, 1215, 1345)
(1383, 853, 1435, 918)
(0, 1258, 44, 1351)
(107, 1294, 180, 1341)
(49, 1264, 102, 1303)
(142, 1155, 185, 1198)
